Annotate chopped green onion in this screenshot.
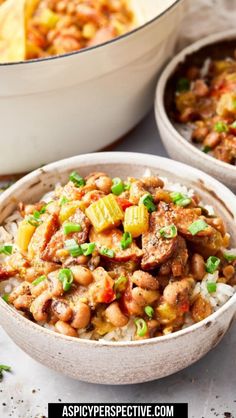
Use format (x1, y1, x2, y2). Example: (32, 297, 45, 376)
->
(33, 210, 41, 219)
(114, 276, 128, 293)
(159, 224, 177, 239)
(223, 251, 236, 262)
(230, 121, 236, 129)
(176, 77, 190, 92)
(63, 222, 82, 235)
(207, 282, 217, 294)
(69, 171, 85, 188)
(144, 306, 154, 318)
(111, 178, 124, 196)
(65, 239, 83, 257)
(202, 145, 211, 153)
(58, 268, 74, 292)
(59, 196, 69, 206)
(26, 214, 42, 227)
(205, 256, 220, 274)
(188, 219, 209, 235)
(124, 181, 131, 191)
(139, 193, 156, 213)
(0, 245, 13, 255)
(214, 121, 228, 133)
(32, 275, 47, 286)
(134, 318, 148, 337)
(0, 364, 11, 380)
(100, 246, 115, 258)
(120, 232, 132, 250)
(80, 242, 96, 256)
(39, 205, 47, 214)
(170, 192, 191, 207)
(2, 294, 9, 303)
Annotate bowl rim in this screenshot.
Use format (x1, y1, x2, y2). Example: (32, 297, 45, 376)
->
(0, 0, 182, 67)
(0, 151, 236, 347)
(155, 28, 236, 174)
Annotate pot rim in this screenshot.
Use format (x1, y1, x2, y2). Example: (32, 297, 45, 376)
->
(155, 28, 236, 174)
(0, 151, 236, 347)
(0, 0, 182, 67)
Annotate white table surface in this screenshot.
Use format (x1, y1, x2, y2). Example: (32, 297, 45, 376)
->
(0, 111, 235, 418)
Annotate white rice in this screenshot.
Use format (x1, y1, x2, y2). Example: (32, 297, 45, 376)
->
(0, 176, 235, 341)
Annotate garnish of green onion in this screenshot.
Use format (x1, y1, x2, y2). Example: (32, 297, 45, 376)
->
(63, 222, 82, 235)
(176, 77, 190, 92)
(205, 256, 220, 274)
(2, 294, 9, 303)
(214, 121, 228, 133)
(202, 145, 211, 154)
(223, 251, 236, 262)
(100, 246, 115, 258)
(230, 121, 236, 129)
(58, 268, 74, 292)
(0, 245, 13, 255)
(139, 193, 156, 213)
(59, 196, 69, 206)
(65, 239, 83, 257)
(170, 192, 191, 207)
(114, 276, 128, 298)
(26, 214, 42, 227)
(111, 178, 125, 196)
(134, 318, 148, 337)
(120, 232, 132, 250)
(207, 282, 217, 294)
(32, 275, 47, 286)
(159, 224, 177, 239)
(124, 181, 131, 191)
(188, 219, 209, 235)
(144, 306, 154, 318)
(80, 242, 96, 256)
(69, 171, 85, 188)
(0, 364, 11, 380)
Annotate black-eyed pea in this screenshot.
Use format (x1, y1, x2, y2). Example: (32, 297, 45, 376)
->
(51, 300, 73, 322)
(132, 287, 159, 306)
(147, 319, 159, 338)
(223, 265, 235, 280)
(55, 320, 77, 337)
(105, 302, 129, 327)
(13, 295, 32, 310)
(95, 176, 112, 194)
(31, 280, 48, 297)
(30, 291, 52, 322)
(191, 254, 206, 281)
(76, 255, 89, 265)
(24, 267, 39, 283)
(203, 132, 221, 149)
(131, 270, 159, 290)
(125, 300, 143, 316)
(71, 302, 91, 329)
(8, 282, 31, 303)
(48, 273, 64, 297)
(141, 176, 164, 189)
(70, 265, 93, 286)
(163, 278, 194, 307)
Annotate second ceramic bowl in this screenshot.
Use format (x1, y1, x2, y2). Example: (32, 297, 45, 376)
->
(155, 29, 236, 192)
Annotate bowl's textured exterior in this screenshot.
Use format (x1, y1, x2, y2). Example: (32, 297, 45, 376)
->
(155, 29, 236, 192)
(0, 152, 236, 385)
(0, 0, 185, 174)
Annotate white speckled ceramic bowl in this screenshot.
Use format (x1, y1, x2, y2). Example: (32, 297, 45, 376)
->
(0, 152, 236, 384)
(155, 29, 236, 192)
